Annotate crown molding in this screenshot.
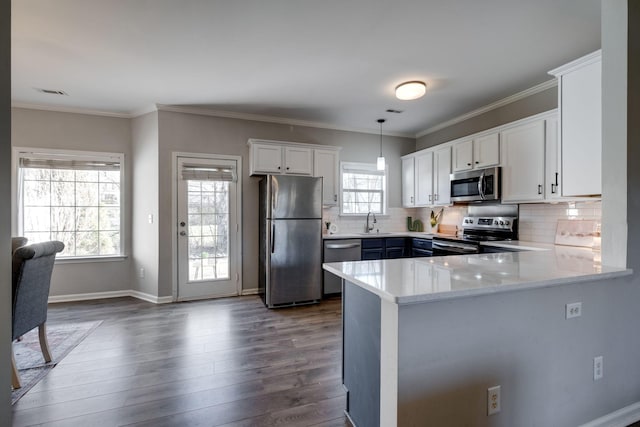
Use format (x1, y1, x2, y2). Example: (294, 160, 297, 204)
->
(155, 104, 415, 139)
(548, 49, 601, 77)
(11, 101, 135, 118)
(415, 79, 558, 138)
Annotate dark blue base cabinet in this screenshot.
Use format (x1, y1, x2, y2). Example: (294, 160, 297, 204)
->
(343, 281, 381, 427)
(361, 237, 432, 260)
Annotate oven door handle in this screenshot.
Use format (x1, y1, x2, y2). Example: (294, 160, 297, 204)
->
(478, 172, 486, 200)
(432, 241, 479, 253)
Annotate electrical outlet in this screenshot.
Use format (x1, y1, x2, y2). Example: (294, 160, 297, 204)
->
(594, 356, 603, 380)
(566, 302, 582, 319)
(139, 267, 145, 279)
(488, 385, 501, 415)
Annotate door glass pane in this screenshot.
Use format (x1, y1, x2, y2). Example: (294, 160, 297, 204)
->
(187, 180, 230, 281)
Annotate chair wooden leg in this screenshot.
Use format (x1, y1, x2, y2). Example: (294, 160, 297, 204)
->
(11, 345, 21, 389)
(38, 323, 52, 363)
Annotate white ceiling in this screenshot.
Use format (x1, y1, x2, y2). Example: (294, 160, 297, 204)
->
(11, 0, 602, 137)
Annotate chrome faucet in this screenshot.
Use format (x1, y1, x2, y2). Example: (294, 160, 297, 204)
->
(366, 211, 377, 233)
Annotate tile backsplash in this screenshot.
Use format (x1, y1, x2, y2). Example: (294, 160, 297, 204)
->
(322, 207, 419, 234)
(322, 205, 468, 235)
(518, 201, 602, 244)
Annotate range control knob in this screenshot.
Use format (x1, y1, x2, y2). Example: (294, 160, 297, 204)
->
(494, 220, 499, 225)
(499, 220, 505, 225)
(504, 220, 510, 226)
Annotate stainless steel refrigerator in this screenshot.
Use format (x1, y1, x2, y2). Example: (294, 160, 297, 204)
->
(259, 175, 323, 308)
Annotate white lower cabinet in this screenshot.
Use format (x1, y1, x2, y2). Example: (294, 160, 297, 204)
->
(501, 120, 546, 203)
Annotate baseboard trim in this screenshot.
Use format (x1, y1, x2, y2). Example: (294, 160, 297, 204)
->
(48, 290, 131, 303)
(129, 291, 173, 304)
(241, 288, 259, 296)
(580, 401, 640, 427)
(48, 290, 174, 304)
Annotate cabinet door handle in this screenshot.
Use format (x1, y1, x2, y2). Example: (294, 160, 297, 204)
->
(286, 167, 290, 170)
(434, 194, 438, 201)
(475, 161, 479, 164)
(467, 163, 472, 166)
(334, 194, 337, 202)
(428, 194, 432, 202)
(538, 184, 543, 195)
(551, 184, 556, 194)
(410, 196, 414, 203)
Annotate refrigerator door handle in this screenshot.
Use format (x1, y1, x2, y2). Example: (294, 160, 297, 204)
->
(271, 223, 276, 254)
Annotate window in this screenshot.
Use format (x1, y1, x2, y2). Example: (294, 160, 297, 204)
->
(340, 162, 387, 215)
(15, 148, 124, 258)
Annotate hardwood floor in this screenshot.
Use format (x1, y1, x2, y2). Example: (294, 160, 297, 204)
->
(11, 296, 349, 427)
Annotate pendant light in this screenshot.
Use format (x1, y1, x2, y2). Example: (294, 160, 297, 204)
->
(377, 119, 386, 171)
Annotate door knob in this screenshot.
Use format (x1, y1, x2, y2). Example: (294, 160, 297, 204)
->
(179, 231, 187, 236)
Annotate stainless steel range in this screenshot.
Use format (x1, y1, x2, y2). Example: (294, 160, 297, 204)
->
(432, 215, 518, 256)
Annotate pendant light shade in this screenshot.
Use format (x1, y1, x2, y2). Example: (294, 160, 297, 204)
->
(395, 81, 427, 100)
(377, 119, 385, 171)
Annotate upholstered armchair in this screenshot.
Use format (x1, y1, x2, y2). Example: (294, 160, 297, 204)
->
(11, 241, 64, 389)
(11, 237, 27, 253)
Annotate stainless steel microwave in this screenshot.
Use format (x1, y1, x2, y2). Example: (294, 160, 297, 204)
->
(450, 167, 500, 202)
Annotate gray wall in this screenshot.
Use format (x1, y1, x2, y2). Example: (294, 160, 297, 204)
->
(11, 108, 133, 296)
(416, 87, 557, 150)
(156, 110, 416, 296)
(1, 0, 12, 420)
(397, 274, 640, 426)
(131, 112, 160, 296)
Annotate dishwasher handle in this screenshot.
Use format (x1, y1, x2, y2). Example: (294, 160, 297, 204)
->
(325, 243, 361, 250)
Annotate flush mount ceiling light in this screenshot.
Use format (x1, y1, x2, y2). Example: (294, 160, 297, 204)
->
(395, 81, 426, 100)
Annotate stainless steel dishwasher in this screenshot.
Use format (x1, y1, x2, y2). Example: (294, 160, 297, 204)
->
(323, 239, 361, 295)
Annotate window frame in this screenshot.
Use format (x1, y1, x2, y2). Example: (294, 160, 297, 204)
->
(339, 161, 388, 217)
(12, 147, 126, 261)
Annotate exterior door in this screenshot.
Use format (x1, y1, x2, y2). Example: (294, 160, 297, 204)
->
(177, 156, 240, 300)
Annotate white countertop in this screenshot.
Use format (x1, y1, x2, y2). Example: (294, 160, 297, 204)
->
(323, 231, 436, 240)
(323, 245, 631, 304)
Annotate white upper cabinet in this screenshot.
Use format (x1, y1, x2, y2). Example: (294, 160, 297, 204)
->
(284, 146, 313, 175)
(501, 120, 546, 203)
(401, 146, 450, 208)
(415, 151, 434, 206)
(433, 146, 451, 206)
(452, 133, 499, 172)
(251, 143, 283, 174)
(544, 116, 562, 200)
(314, 149, 340, 206)
(473, 133, 500, 168)
(249, 139, 340, 204)
(452, 140, 473, 172)
(549, 50, 602, 197)
(402, 156, 416, 207)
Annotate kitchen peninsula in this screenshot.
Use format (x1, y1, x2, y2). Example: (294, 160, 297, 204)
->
(323, 247, 631, 426)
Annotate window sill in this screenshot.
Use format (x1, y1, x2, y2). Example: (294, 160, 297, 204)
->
(55, 255, 128, 265)
(338, 214, 390, 219)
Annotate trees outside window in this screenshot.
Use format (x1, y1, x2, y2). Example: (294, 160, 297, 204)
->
(16, 149, 124, 258)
